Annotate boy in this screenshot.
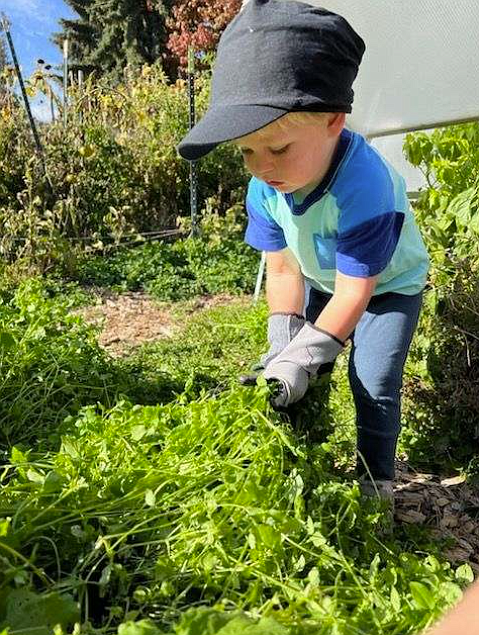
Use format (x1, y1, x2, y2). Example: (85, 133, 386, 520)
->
(178, 0, 429, 500)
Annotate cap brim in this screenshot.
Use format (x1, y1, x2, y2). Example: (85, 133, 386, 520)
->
(177, 104, 289, 161)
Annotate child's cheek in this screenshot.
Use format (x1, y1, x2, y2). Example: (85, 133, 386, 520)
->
(241, 156, 251, 172)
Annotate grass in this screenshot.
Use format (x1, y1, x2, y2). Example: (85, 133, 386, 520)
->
(0, 282, 475, 634)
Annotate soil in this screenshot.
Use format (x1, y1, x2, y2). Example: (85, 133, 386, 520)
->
(77, 290, 177, 357)
(77, 290, 479, 570)
(76, 289, 247, 357)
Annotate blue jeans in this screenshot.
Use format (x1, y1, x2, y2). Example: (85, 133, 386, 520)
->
(305, 287, 423, 481)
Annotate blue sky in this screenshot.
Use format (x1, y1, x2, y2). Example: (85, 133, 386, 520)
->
(2, 0, 77, 119)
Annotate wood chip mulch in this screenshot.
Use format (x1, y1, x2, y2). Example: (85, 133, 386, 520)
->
(76, 290, 247, 357)
(76, 291, 177, 357)
(395, 461, 479, 571)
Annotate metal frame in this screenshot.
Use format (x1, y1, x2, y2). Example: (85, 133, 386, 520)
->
(1, 13, 55, 196)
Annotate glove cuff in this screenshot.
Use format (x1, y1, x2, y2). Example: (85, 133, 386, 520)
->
(269, 311, 304, 320)
(304, 322, 346, 348)
(259, 312, 306, 368)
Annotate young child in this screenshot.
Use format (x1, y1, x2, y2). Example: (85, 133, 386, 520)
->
(178, 0, 429, 500)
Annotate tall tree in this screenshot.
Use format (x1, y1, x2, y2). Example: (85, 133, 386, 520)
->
(165, 0, 242, 72)
(52, 0, 174, 81)
(51, 0, 97, 75)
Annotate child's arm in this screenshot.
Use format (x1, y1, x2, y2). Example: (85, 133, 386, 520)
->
(263, 270, 378, 407)
(265, 249, 305, 314)
(238, 248, 306, 386)
(314, 271, 378, 341)
(426, 580, 479, 635)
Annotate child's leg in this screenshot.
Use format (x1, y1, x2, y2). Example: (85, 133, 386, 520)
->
(348, 292, 423, 481)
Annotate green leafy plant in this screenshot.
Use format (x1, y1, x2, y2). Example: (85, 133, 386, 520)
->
(400, 123, 479, 474)
(0, 385, 470, 634)
(0, 278, 122, 446)
(0, 65, 247, 274)
(72, 203, 259, 301)
(404, 122, 479, 265)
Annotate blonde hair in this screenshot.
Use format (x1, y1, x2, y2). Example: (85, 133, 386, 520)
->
(236, 111, 331, 143)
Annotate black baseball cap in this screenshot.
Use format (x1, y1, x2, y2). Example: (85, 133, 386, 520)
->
(178, 0, 365, 161)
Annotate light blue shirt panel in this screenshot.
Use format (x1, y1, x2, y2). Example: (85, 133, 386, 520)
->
(262, 194, 340, 292)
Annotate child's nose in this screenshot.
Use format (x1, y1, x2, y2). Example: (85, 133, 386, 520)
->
(254, 158, 275, 178)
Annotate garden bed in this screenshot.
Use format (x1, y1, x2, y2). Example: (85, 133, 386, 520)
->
(77, 290, 479, 573)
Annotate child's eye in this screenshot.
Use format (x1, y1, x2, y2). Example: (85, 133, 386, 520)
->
(271, 144, 290, 155)
(239, 147, 252, 156)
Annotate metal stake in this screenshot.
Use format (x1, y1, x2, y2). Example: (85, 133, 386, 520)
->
(188, 46, 199, 237)
(253, 251, 266, 303)
(1, 13, 53, 195)
(63, 39, 69, 128)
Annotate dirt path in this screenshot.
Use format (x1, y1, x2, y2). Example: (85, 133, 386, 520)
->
(77, 290, 246, 357)
(77, 291, 479, 571)
(77, 291, 177, 356)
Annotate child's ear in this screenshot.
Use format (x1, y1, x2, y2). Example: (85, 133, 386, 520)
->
(326, 112, 346, 137)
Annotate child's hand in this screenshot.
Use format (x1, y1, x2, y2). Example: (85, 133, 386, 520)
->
(238, 313, 305, 387)
(263, 322, 344, 407)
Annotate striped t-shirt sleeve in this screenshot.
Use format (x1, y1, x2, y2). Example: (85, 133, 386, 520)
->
(244, 178, 287, 252)
(336, 212, 405, 277)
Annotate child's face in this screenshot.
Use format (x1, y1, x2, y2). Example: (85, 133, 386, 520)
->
(236, 114, 345, 195)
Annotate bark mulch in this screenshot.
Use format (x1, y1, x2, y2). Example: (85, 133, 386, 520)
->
(76, 290, 247, 357)
(395, 461, 479, 571)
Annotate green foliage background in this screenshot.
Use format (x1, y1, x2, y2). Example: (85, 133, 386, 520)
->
(401, 123, 479, 475)
(0, 65, 247, 274)
(0, 286, 474, 635)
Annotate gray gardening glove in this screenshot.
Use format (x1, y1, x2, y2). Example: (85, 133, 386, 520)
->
(239, 313, 305, 385)
(263, 322, 345, 407)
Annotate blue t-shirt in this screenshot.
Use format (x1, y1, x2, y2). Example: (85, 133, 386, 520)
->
(245, 128, 429, 296)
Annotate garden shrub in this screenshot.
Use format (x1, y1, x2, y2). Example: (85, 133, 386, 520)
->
(72, 202, 260, 300)
(0, 65, 248, 273)
(402, 124, 479, 474)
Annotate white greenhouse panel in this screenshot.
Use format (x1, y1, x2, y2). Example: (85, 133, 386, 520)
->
(369, 133, 430, 195)
(297, 0, 479, 137)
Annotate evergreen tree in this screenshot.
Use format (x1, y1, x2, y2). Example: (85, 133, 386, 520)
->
(52, 0, 174, 81)
(51, 0, 97, 75)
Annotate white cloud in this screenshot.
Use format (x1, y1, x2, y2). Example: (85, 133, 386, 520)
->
(2, 0, 58, 28)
